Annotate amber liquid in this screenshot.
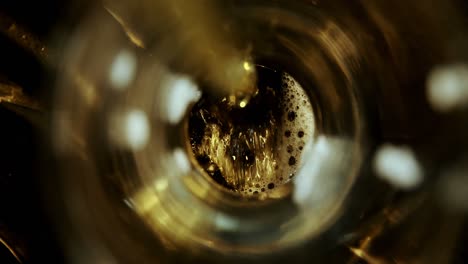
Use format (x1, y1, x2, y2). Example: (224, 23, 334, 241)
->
(188, 65, 315, 195)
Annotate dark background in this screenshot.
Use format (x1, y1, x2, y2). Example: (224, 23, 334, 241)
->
(0, 1, 88, 263)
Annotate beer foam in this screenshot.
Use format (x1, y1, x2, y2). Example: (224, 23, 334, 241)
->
(240, 72, 315, 194)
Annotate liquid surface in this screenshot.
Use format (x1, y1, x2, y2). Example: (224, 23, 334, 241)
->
(188, 65, 314, 195)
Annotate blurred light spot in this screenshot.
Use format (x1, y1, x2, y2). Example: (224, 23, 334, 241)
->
(123, 110, 150, 150)
(109, 109, 150, 150)
(243, 61, 252, 71)
(123, 199, 134, 209)
(374, 144, 423, 190)
(239, 99, 247, 108)
(293, 136, 331, 205)
(162, 75, 201, 124)
(214, 213, 239, 231)
(292, 136, 355, 208)
(173, 148, 191, 174)
(438, 163, 468, 211)
(155, 178, 168, 192)
(427, 64, 468, 112)
(109, 50, 137, 90)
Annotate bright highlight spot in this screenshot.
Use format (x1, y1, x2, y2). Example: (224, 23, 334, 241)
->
(110, 109, 150, 150)
(374, 144, 423, 190)
(243, 61, 252, 71)
(173, 148, 191, 174)
(162, 75, 201, 124)
(123, 110, 150, 150)
(293, 136, 332, 205)
(109, 50, 137, 90)
(292, 134, 355, 228)
(239, 99, 247, 108)
(427, 64, 468, 112)
(214, 213, 239, 231)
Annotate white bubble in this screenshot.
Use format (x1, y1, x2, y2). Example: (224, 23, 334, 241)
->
(109, 109, 150, 150)
(373, 144, 423, 190)
(214, 213, 239, 231)
(161, 75, 201, 124)
(173, 148, 191, 174)
(109, 49, 137, 90)
(293, 137, 330, 204)
(427, 64, 468, 112)
(123, 110, 150, 150)
(293, 136, 351, 206)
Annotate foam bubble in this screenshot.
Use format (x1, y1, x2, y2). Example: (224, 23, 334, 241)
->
(240, 72, 315, 195)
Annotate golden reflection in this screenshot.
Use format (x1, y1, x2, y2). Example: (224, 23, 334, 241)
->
(317, 21, 359, 84)
(0, 81, 41, 111)
(0, 230, 23, 264)
(349, 247, 388, 264)
(71, 73, 98, 106)
(0, 12, 48, 62)
(3, 0, 462, 263)
(104, 0, 257, 99)
(195, 123, 277, 190)
(132, 179, 214, 253)
(104, 7, 146, 49)
(0, 237, 21, 263)
(0, 14, 100, 112)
